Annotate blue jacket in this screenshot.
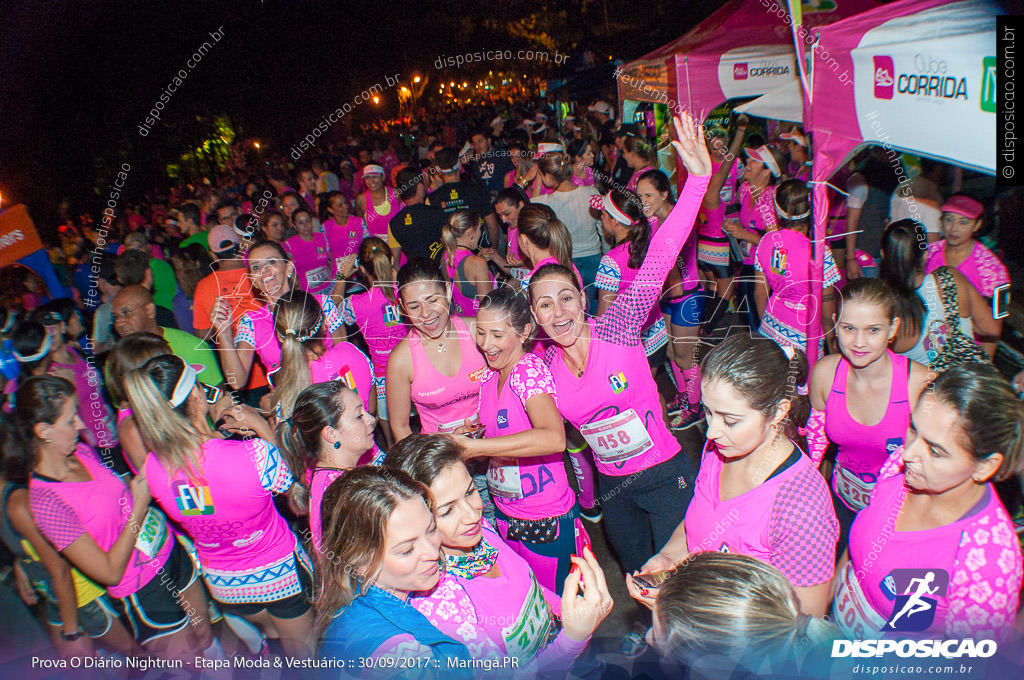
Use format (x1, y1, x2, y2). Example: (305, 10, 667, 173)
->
(319, 585, 471, 678)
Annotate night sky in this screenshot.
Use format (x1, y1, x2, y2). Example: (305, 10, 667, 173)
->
(0, 0, 720, 234)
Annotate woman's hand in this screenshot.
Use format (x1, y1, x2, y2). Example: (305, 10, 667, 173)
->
(216, 403, 271, 438)
(624, 573, 657, 611)
(639, 551, 678, 575)
(337, 254, 358, 279)
(209, 296, 233, 335)
(560, 546, 614, 642)
(671, 112, 713, 177)
(846, 258, 862, 281)
(130, 472, 151, 510)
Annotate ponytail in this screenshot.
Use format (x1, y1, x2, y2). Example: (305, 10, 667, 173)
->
(879, 219, 927, 337)
(270, 291, 324, 421)
(123, 355, 203, 478)
(536, 151, 574, 184)
(358, 237, 396, 305)
(518, 205, 573, 269)
(623, 135, 656, 168)
(605, 189, 651, 270)
(3, 375, 76, 483)
(441, 210, 480, 267)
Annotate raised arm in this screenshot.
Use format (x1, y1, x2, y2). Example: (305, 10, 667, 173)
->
(595, 114, 711, 344)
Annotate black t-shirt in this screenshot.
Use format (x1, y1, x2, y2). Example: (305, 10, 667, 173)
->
(469, 154, 514, 197)
(426, 181, 495, 217)
(388, 204, 448, 260)
(612, 156, 634, 191)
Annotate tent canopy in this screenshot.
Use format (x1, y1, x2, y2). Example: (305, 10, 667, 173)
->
(617, 0, 880, 118)
(735, 79, 805, 122)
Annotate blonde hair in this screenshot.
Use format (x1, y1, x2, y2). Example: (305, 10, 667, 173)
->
(123, 354, 204, 478)
(271, 290, 325, 421)
(656, 552, 815, 664)
(517, 204, 573, 269)
(104, 333, 173, 406)
(358, 237, 396, 305)
(536, 151, 574, 184)
(440, 210, 481, 267)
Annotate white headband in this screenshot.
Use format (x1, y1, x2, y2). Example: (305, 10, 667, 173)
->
(363, 164, 385, 177)
(774, 194, 811, 221)
(745, 146, 781, 178)
(169, 361, 199, 407)
(602, 193, 634, 226)
(14, 333, 53, 363)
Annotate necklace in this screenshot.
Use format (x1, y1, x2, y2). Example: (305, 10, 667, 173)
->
(427, 321, 453, 353)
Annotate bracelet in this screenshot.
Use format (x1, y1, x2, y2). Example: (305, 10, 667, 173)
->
(60, 629, 83, 641)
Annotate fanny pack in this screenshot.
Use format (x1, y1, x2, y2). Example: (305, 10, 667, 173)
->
(505, 516, 560, 544)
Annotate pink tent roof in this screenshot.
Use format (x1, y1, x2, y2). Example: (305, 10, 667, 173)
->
(617, 0, 880, 117)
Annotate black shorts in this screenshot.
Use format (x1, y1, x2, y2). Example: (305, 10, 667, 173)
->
(44, 593, 119, 638)
(114, 539, 198, 646)
(214, 550, 314, 620)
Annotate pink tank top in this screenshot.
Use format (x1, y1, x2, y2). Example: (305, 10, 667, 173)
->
(30, 443, 174, 598)
(408, 316, 488, 433)
(924, 240, 1010, 298)
(363, 187, 404, 239)
(342, 286, 408, 374)
(51, 348, 117, 451)
(518, 256, 582, 290)
(144, 437, 296, 573)
(738, 183, 778, 265)
(826, 351, 911, 476)
(444, 249, 493, 317)
(840, 474, 1021, 640)
(235, 294, 342, 374)
(283, 233, 333, 293)
(684, 442, 837, 587)
(478, 353, 574, 520)
(324, 215, 365, 262)
(309, 467, 344, 554)
(626, 165, 653, 193)
(307, 342, 375, 412)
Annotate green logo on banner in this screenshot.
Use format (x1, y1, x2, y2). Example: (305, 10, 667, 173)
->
(981, 56, 996, 113)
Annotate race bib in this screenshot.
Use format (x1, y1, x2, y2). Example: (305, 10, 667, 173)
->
(719, 184, 734, 204)
(501, 573, 553, 665)
(833, 561, 887, 639)
(580, 409, 654, 464)
(833, 465, 877, 512)
(509, 267, 530, 281)
(437, 419, 466, 434)
(487, 458, 523, 499)
(305, 266, 330, 288)
(134, 507, 170, 559)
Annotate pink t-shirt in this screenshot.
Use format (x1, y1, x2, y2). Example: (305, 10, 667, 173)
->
(626, 165, 654, 193)
(478, 353, 574, 520)
(546, 174, 710, 477)
(595, 240, 667, 355)
(283, 233, 333, 293)
(144, 438, 296, 578)
(323, 215, 366, 265)
(738, 182, 778, 265)
(30, 443, 174, 599)
(444, 249, 494, 317)
(684, 441, 838, 587)
(839, 471, 1022, 641)
(341, 286, 408, 374)
(408, 316, 488, 433)
(51, 348, 117, 451)
(309, 467, 344, 554)
(307, 342, 375, 412)
(363, 187, 405, 239)
(235, 293, 344, 374)
(410, 522, 587, 667)
(924, 240, 1010, 298)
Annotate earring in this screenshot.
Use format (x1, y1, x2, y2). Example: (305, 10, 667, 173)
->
(333, 441, 341, 450)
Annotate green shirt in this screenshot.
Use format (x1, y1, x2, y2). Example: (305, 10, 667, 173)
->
(160, 327, 224, 386)
(149, 258, 179, 311)
(179, 231, 210, 253)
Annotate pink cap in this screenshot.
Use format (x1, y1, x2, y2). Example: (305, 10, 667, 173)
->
(209, 224, 241, 253)
(743, 146, 782, 178)
(940, 195, 982, 219)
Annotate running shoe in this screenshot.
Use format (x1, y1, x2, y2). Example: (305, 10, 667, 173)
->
(669, 404, 704, 431)
(580, 500, 602, 523)
(620, 623, 652, 659)
(666, 395, 688, 417)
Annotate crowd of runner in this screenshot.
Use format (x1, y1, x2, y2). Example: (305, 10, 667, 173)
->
(0, 93, 1021, 678)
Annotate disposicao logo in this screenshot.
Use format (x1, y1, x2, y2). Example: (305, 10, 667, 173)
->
(874, 56, 895, 99)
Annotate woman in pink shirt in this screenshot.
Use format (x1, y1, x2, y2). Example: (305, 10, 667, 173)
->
(125, 354, 315, 656)
(385, 435, 611, 671)
(268, 289, 374, 422)
(385, 258, 488, 441)
(356, 164, 404, 239)
(282, 207, 333, 294)
(16, 375, 207, 656)
(482, 188, 529, 279)
(516, 204, 579, 291)
(440, 210, 495, 317)
(753, 179, 841, 353)
(637, 335, 839, 617)
(277, 382, 378, 554)
(621, 135, 655, 193)
(320, 191, 367, 268)
(215, 240, 345, 390)
(833, 363, 1022, 641)
(527, 113, 711, 574)
(567, 139, 596, 187)
(458, 288, 587, 593)
(925, 195, 1010, 299)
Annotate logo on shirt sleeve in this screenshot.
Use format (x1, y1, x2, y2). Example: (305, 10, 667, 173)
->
(173, 480, 215, 516)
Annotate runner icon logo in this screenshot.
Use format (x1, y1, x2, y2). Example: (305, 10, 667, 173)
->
(733, 63, 748, 80)
(874, 56, 895, 99)
(882, 568, 949, 632)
